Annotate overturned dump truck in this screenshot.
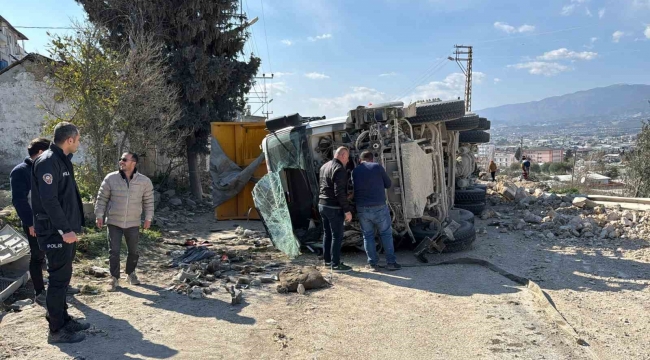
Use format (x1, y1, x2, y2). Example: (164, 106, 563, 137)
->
(252, 99, 491, 261)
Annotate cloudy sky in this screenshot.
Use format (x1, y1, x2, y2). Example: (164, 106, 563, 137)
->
(4, 0, 650, 118)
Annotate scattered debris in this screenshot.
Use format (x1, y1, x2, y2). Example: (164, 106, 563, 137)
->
(86, 266, 110, 278)
(277, 267, 329, 293)
(225, 285, 243, 305)
(9, 299, 33, 311)
(188, 286, 205, 299)
(80, 284, 100, 295)
(297, 283, 306, 295)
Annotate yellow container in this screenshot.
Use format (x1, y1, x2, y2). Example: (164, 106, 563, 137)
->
(211, 122, 269, 220)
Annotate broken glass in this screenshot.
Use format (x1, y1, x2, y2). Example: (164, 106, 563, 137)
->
(252, 172, 301, 258)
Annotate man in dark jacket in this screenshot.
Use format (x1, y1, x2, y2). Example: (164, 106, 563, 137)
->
(318, 147, 352, 272)
(10, 137, 51, 305)
(352, 151, 401, 271)
(32, 122, 89, 344)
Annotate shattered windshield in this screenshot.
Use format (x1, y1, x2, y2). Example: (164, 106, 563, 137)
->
(252, 172, 301, 258)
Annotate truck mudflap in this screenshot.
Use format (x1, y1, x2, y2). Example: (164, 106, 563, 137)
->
(252, 172, 301, 258)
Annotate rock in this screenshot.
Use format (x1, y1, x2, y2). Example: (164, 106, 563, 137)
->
(206, 260, 222, 274)
(174, 269, 200, 283)
(185, 198, 197, 206)
(621, 217, 633, 227)
(481, 209, 497, 220)
(514, 219, 526, 230)
(82, 202, 95, 219)
(164, 189, 176, 197)
(86, 266, 110, 278)
(570, 229, 581, 237)
(297, 283, 306, 295)
(497, 182, 518, 201)
(572, 197, 596, 209)
(188, 286, 205, 299)
(225, 285, 243, 305)
(542, 216, 552, 223)
(548, 193, 559, 202)
(519, 197, 533, 206)
(514, 187, 529, 201)
(154, 191, 161, 207)
(237, 276, 251, 285)
(582, 231, 595, 238)
(599, 229, 609, 239)
(593, 205, 606, 215)
(243, 229, 256, 238)
(533, 188, 545, 198)
(10, 299, 34, 310)
(499, 228, 509, 233)
(250, 279, 262, 287)
(205, 274, 216, 281)
(545, 231, 555, 240)
(524, 231, 535, 238)
(547, 210, 558, 219)
(524, 212, 543, 224)
(278, 267, 329, 293)
(169, 198, 183, 206)
(259, 274, 277, 283)
(559, 202, 568, 207)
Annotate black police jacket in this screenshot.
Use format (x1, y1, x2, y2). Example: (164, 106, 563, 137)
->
(31, 144, 85, 244)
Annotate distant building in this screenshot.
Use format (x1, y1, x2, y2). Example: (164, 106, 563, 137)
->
(523, 147, 564, 163)
(494, 152, 515, 169)
(0, 15, 28, 70)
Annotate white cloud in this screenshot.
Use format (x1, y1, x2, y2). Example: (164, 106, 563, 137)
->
(494, 22, 535, 34)
(379, 72, 398, 77)
(598, 8, 606, 18)
(401, 72, 486, 103)
(309, 87, 387, 117)
(537, 48, 598, 61)
(645, 25, 650, 39)
(561, 4, 577, 15)
(586, 7, 593, 16)
(308, 33, 332, 42)
(305, 72, 330, 80)
(273, 72, 294, 78)
(612, 30, 626, 43)
(632, 0, 650, 9)
(494, 78, 502, 84)
(266, 81, 290, 96)
(508, 62, 571, 76)
(281, 39, 293, 46)
(591, 37, 599, 43)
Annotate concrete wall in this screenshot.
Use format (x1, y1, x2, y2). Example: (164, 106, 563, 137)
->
(0, 62, 82, 173)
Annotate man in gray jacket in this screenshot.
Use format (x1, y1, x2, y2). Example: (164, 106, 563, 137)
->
(95, 152, 154, 291)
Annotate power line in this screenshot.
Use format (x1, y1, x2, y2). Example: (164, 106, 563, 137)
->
(259, 0, 272, 74)
(392, 56, 449, 101)
(12, 26, 77, 29)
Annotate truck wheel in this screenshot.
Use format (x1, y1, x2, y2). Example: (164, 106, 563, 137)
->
(408, 100, 466, 124)
(454, 201, 486, 215)
(476, 117, 491, 130)
(459, 130, 490, 144)
(410, 221, 441, 241)
(445, 113, 479, 131)
(449, 208, 475, 224)
(455, 187, 486, 204)
(443, 220, 476, 253)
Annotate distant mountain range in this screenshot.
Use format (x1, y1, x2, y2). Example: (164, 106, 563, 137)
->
(476, 84, 650, 126)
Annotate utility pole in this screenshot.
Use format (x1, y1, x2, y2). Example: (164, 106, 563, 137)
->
(254, 73, 274, 119)
(571, 147, 577, 186)
(449, 45, 473, 112)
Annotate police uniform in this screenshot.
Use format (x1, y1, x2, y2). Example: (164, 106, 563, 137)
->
(31, 144, 85, 333)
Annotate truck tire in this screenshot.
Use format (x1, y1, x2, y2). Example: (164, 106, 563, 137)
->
(459, 130, 490, 144)
(473, 184, 487, 191)
(449, 208, 475, 224)
(455, 187, 486, 204)
(454, 201, 486, 215)
(410, 221, 440, 240)
(266, 113, 302, 132)
(445, 114, 479, 131)
(443, 220, 476, 253)
(408, 100, 466, 124)
(476, 117, 491, 130)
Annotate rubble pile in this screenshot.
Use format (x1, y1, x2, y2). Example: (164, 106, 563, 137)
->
(483, 181, 650, 243)
(152, 189, 213, 229)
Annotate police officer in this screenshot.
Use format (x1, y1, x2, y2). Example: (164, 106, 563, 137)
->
(32, 122, 90, 344)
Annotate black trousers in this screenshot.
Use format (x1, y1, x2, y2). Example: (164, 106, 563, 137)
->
(23, 225, 46, 295)
(40, 234, 74, 332)
(108, 225, 140, 278)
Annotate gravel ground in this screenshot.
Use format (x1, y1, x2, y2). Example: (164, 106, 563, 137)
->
(1, 207, 648, 359)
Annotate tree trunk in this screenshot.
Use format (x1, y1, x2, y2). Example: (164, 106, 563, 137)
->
(186, 135, 203, 199)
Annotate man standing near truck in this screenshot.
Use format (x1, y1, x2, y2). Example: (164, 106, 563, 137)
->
(32, 122, 89, 344)
(318, 147, 353, 272)
(94, 152, 154, 291)
(352, 151, 401, 271)
(10, 137, 51, 305)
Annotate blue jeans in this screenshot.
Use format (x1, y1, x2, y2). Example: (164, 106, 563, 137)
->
(357, 204, 396, 265)
(319, 204, 344, 266)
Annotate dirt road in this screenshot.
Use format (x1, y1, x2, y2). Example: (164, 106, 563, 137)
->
(1, 210, 648, 359)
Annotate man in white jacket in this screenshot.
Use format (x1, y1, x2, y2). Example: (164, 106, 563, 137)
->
(95, 152, 154, 291)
